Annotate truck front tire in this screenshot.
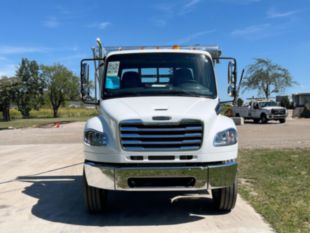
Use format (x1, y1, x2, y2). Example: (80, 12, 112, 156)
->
(260, 114, 268, 124)
(212, 180, 237, 211)
(83, 170, 107, 213)
(279, 119, 286, 123)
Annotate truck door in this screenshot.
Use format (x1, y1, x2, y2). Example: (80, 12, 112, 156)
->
(250, 102, 260, 118)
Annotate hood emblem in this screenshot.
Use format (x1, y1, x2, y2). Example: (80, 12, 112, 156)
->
(154, 107, 168, 111)
(152, 116, 171, 121)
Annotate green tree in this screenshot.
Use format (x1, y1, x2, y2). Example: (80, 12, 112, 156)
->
(242, 58, 295, 99)
(237, 98, 244, 107)
(0, 77, 17, 121)
(280, 96, 291, 109)
(15, 58, 45, 118)
(41, 64, 79, 117)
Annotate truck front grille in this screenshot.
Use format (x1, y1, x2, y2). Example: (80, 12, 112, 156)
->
(119, 120, 203, 151)
(271, 109, 286, 115)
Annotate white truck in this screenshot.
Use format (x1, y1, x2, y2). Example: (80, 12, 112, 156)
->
(233, 100, 287, 123)
(80, 40, 238, 213)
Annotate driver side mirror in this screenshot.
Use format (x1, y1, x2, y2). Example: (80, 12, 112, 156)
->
(80, 58, 104, 105)
(81, 63, 90, 97)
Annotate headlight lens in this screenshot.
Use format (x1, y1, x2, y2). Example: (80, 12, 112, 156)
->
(213, 128, 237, 147)
(84, 130, 107, 146)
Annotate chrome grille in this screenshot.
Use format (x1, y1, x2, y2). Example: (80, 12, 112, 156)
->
(271, 109, 286, 115)
(120, 120, 203, 151)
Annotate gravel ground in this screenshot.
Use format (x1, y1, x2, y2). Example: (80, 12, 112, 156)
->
(237, 118, 310, 149)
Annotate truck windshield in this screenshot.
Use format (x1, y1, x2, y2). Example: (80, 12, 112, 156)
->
(259, 101, 278, 107)
(102, 53, 216, 99)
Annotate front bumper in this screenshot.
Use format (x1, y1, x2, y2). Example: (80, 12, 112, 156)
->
(84, 161, 237, 191)
(267, 114, 287, 120)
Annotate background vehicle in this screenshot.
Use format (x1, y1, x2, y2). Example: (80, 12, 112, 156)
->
(233, 99, 287, 123)
(80, 39, 239, 213)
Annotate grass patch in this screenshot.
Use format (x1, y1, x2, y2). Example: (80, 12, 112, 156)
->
(3, 107, 98, 119)
(0, 107, 98, 129)
(0, 117, 89, 129)
(238, 149, 310, 233)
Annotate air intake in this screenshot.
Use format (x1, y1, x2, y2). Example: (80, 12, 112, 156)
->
(119, 120, 203, 151)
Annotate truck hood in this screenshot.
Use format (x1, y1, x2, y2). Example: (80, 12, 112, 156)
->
(100, 96, 218, 123)
(263, 106, 286, 111)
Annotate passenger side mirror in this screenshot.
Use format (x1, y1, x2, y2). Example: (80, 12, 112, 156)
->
(227, 60, 237, 97)
(227, 61, 237, 96)
(80, 58, 104, 105)
(217, 56, 238, 102)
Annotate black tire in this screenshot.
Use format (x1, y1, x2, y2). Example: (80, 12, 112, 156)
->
(212, 180, 238, 211)
(260, 114, 268, 124)
(83, 170, 107, 213)
(279, 119, 286, 124)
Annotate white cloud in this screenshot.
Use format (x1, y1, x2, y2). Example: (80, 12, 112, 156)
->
(98, 22, 111, 30)
(184, 0, 201, 9)
(219, 0, 261, 3)
(175, 29, 216, 44)
(152, 1, 203, 26)
(267, 9, 299, 19)
(0, 46, 49, 55)
(43, 17, 60, 28)
(87, 21, 111, 30)
(151, 18, 167, 27)
(180, 0, 203, 15)
(231, 24, 271, 39)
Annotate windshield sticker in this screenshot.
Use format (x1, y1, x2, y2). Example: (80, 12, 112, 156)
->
(107, 61, 120, 76)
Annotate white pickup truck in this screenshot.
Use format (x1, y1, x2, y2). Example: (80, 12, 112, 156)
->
(80, 40, 238, 213)
(233, 100, 287, 123)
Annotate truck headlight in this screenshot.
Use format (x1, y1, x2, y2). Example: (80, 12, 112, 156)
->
(213, 128, 237, 147)
(84, 130, 108, 146)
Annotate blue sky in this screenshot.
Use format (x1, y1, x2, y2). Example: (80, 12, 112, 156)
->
(0, 0, 309, 100)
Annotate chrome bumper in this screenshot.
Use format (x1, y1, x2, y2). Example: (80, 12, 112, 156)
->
(84, 161, 237, 191)
(267, 114, 287, 120)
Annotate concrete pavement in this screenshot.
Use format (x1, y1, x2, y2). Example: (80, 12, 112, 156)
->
(0, 121, 280, 233)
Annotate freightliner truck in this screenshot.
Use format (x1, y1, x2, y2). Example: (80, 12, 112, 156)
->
(80, 39, 239, 213)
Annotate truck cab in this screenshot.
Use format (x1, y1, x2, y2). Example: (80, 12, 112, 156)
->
(80, 41, 238, 213)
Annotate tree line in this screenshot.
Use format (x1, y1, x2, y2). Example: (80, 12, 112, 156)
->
(0, 58, 79, 121)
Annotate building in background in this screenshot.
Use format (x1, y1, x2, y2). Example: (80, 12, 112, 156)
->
(292, 92, 310, 118)
(292, 93, 310, 107)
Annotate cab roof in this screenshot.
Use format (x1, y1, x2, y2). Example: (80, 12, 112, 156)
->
(104, 45, 221, 60)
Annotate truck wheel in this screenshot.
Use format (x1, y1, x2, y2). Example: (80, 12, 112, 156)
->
(260, 114, 268, 124)
(279, 119, 286, 124)
(212, 180, 237, 212)
(83, 170, 107, 213)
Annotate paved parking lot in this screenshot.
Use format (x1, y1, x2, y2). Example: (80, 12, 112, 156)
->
(2, 118, 309, 233)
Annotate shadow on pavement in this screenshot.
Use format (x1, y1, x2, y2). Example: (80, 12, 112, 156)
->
(18, 175, 227, 226)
